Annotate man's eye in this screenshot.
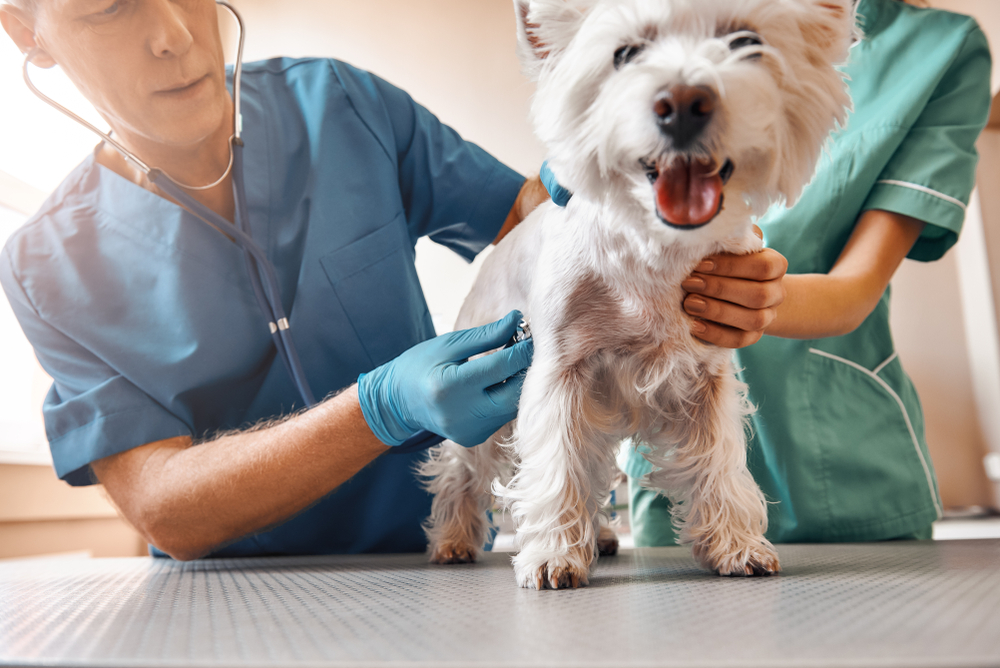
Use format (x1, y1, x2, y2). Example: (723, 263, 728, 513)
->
(729, 32, 764, 59)
(614, 44, 645, 70)
(94, 1, 119, 17)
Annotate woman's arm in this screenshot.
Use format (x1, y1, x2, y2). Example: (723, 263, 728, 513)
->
(493, 175, 549, 245)
(765, 210, 924, 338)
(683, 210, 925, 343)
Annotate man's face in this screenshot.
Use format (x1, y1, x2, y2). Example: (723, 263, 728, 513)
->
(30, 0, 229, 149)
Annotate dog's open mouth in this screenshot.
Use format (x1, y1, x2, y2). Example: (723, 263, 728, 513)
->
(643, 157, 734, 230)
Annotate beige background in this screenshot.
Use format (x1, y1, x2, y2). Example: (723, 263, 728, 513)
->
(0, 464, 145, 559)
(2, 0, 999, 560)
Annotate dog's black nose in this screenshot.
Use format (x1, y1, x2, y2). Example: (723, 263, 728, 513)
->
(654, 86, 716, 149)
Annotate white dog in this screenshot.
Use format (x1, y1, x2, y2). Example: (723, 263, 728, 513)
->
(421, 0, 855, 589)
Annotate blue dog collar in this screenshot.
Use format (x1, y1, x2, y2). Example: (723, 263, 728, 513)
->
(540, 161, 573, 207)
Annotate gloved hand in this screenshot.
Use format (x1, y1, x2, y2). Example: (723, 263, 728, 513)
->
(357, 310, 534, 447)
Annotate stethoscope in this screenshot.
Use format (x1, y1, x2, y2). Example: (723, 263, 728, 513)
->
(23, 1, 444, 453)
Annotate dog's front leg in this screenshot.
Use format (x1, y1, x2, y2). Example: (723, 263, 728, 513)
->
(501, 358, 618, 589)
(645, 363, 780, 576)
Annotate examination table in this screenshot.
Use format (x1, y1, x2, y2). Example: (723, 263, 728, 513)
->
(1, 540, 998, 668)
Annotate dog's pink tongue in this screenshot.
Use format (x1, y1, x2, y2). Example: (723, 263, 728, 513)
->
(654, 158, 724, 227)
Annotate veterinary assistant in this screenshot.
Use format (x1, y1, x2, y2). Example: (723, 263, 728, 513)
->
(624, 0, 993, 545)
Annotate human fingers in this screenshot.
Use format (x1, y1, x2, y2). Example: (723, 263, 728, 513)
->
(689, 318, 764, 349)
(691, 247, 788, 282)
(681, 273, 786, 310)
(462, 338, 534, 388)
(682, 293, 778, 333)
(440, 310, 523, 361)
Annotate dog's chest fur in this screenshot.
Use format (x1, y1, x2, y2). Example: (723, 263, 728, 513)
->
(536, 203, 754, 423)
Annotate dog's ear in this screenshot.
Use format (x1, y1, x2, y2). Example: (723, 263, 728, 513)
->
(771, 0, 856, 206)
(514, 0, 591, 79)
(793, 0, 858, 65)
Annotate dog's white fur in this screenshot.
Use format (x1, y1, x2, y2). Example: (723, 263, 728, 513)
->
(421, 0, 855, 589)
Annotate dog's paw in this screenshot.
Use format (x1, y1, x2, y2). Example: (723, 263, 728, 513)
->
(429, 543, 478, 565)
(695, 541, 780, 577)
(597, 530, 619, 557)
(516, 557, 591, 590)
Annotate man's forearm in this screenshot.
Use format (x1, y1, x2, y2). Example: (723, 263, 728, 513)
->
(93, 386, 389, 560)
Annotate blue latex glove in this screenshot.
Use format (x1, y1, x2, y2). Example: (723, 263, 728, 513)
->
(357, 310, 534, 447)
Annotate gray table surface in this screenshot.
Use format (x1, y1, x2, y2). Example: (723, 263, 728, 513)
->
(1, 541, 998, 668)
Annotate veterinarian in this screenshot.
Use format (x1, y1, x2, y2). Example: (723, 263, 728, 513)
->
(0, 0, 789, 560)
(620, 0, 993, 545)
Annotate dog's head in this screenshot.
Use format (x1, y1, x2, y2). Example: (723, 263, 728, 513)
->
(517, 0, 856, 244)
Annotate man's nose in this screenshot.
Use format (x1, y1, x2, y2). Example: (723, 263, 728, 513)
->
(147, 0, 194, 59)
(654, 85, 717, 149)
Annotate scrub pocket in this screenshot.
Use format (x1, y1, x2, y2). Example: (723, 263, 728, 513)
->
(805, 348, 942, 536)
(320, 214, 435, 367)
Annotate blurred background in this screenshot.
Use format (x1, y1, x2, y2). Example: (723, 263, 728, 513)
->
(0, 0, 998, 559)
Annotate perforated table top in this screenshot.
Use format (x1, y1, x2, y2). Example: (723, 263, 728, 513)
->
(1, 541, 998, 668)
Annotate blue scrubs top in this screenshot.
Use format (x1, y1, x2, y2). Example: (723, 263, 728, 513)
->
(0, 58, 525, 556)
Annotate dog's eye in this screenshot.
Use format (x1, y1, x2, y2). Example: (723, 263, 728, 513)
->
(614, 44, 645, 70)
(728, 32, 763, 60)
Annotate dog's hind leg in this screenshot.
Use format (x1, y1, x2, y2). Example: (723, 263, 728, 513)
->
(420, 427, 511, 564)
(596, 523, 619, 557)
(644, 365, 780, 576)
(596, 466, 626, 556)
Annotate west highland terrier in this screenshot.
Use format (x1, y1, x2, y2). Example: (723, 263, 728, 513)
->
(421, 0, 856, 589)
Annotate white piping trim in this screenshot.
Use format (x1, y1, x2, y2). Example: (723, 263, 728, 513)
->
(872, 351, 898, 376)
(808, 348, 943, 518)
(876, 180, 967, 211)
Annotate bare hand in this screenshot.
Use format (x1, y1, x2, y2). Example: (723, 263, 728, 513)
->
(683, 234, 788, 348)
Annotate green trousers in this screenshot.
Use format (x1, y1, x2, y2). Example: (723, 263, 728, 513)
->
(628, 479, 934, 546)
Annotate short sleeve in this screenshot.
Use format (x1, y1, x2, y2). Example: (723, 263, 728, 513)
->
(862, 24, 992, 262)
(0, 245, 191, 486)
(366, 72, 526, 261)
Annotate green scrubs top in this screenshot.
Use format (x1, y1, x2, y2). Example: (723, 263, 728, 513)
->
(622, 0, 992, 544)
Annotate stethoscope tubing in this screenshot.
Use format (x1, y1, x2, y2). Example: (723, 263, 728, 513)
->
(20, 1, 444, 452)
(149, 151, 319, 408)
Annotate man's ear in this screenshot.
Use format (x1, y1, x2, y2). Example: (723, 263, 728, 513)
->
(0, 5, 56, 68)
(513, 0, 591, 79)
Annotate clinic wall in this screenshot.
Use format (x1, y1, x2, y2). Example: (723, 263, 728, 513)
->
(0, 465, 146, 559)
